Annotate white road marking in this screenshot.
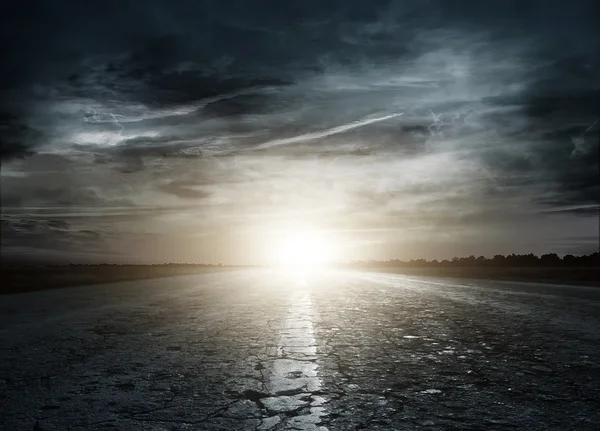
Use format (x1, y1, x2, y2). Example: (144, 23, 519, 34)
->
(266, 288, 328, 430)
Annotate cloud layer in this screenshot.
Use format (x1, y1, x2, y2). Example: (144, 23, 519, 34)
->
(1, 1, 598, 263)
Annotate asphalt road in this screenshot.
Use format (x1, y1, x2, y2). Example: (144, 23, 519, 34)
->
(1, 270, 600, 430)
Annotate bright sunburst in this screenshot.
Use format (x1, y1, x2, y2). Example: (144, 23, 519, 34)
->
(271, 228, 337, 269)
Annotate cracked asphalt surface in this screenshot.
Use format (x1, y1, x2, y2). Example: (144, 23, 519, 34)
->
(1, 269, 600, 430)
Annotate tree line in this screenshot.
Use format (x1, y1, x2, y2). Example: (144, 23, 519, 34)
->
(346, 252, 600, 268)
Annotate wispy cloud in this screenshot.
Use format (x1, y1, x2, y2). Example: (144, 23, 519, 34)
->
(255, 113, 404, 149)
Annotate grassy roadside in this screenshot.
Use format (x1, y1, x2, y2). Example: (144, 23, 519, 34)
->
(0, 265, 240, 295)
(352, 266, 600, 287)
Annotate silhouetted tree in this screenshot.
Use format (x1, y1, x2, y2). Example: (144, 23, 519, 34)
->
(345, 252, 599, 269)
(540, 253, 560, 266)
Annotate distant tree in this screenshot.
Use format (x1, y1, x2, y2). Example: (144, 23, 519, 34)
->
(343, 251, 599, 269)
(540, 253, 560, 266)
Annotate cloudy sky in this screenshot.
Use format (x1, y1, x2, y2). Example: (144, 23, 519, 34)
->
(1, 0, 598, 264)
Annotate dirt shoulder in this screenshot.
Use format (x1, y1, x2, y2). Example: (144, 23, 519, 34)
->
(0, 265, 241, 294)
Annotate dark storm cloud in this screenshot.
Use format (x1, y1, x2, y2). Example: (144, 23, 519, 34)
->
(1, 0, 598, 262)
(1, 216, 107, 262)
(0, 112, 42, 161)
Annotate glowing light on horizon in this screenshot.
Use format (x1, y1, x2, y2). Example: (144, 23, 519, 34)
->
(270, 228, 337, 270)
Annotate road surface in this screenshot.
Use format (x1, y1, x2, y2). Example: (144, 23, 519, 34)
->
(1, 270, 600, 430)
